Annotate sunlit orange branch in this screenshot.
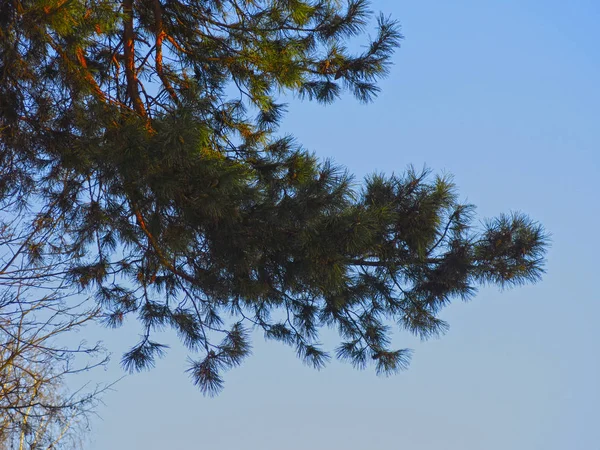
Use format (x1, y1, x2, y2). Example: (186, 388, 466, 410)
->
(75, 47, 107, 102)
(153, 0, 179, 104)
(123, 0, 147, 117)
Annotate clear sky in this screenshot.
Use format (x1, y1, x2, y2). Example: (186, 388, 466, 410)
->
(85, 1, 600, 449)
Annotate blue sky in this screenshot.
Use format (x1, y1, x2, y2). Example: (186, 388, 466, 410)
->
(86, 1, 600, 448)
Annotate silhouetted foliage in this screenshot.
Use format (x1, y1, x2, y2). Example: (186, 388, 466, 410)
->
(0, 0, 547, 394)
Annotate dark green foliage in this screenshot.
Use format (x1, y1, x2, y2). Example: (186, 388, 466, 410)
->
(0, 0, 548, 394)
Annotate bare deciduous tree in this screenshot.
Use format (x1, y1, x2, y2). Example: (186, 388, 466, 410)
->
(0, 204, 109, 449)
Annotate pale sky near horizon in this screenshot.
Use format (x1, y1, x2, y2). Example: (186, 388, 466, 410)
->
(83, 1, 600, 449)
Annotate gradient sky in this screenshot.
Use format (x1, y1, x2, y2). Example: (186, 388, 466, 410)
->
(83, 1, 600, 448)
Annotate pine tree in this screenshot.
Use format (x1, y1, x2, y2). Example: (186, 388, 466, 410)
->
(0, 0, 548, 394)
